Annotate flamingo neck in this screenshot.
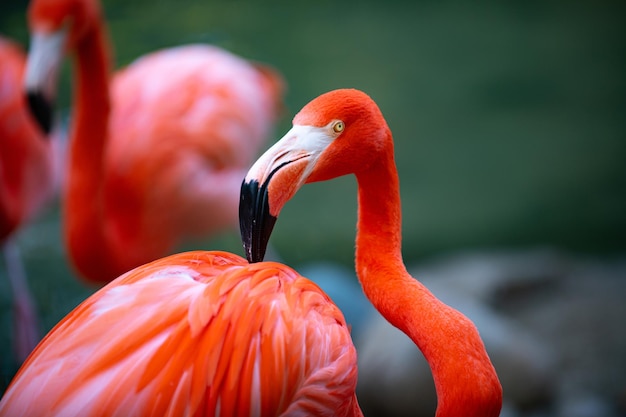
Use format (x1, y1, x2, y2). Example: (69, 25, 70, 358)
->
(1, 43, 49, 237)
(354, 141, 502, 417)
(64, 21, 115, 282)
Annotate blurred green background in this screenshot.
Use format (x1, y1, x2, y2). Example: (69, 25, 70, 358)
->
(1, 0, 625, 395)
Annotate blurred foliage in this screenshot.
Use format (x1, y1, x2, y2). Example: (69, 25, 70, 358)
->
(1, 0, 625, 390)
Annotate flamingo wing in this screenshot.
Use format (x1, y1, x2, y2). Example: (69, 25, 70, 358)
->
(0, 251, 358, 416)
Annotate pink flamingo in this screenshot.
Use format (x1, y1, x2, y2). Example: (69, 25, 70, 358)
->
(24, 0, 285, 284)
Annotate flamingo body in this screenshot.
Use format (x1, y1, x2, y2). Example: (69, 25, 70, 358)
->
(25, 0, 284, 283)
(0, 251, 359, 416)
(104, 44, 282, 275)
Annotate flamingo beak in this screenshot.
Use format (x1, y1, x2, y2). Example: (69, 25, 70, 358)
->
(239, 176, 277, 264)
(239, 124, 334, 263)
(24, 28, 67, 135)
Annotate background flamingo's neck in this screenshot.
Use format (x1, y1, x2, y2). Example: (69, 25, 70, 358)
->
(0, 42, 49, 237)
(354, 141, 502, 417)
(64, 21, 115, 282)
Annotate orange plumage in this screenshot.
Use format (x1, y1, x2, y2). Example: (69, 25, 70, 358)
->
(0, 251, 359, 416)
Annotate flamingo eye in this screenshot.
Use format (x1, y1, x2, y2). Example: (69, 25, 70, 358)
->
(332, 121, 345, 134)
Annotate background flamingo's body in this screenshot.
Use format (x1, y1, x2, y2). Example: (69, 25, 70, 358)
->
(0, 36, 56, 360)
(0, 251, 360, 416)
(102, 45, 283, 277)
(26, 0, 284, 283)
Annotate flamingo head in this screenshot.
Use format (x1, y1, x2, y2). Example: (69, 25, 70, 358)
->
(239, 88, 391, 263)
(24, 0, 103, 134)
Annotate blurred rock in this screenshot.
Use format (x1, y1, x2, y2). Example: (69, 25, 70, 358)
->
(408, 247, 568, 306)
(557, 393, 615, 417)
(513, 256, 626, 417)
(355, 313, 436, 417)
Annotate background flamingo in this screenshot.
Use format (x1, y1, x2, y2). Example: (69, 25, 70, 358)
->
(25, 0, 285, 284)
(0, 36, 57, 362)
(0, 88, 502, 416)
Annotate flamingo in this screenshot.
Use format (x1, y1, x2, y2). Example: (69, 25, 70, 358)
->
(240, 88, 503, 416)
(24, 0, 285, 284)
(0, 89, 502, 416)
(0, 36, 57, 362)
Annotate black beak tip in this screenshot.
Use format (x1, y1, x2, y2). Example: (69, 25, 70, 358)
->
(26, 91, 53, 136)
(239, 179, 277, 264)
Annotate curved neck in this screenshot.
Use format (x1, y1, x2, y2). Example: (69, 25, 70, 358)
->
(354, 141, 502, 417)
(64, 21, 114, 282)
